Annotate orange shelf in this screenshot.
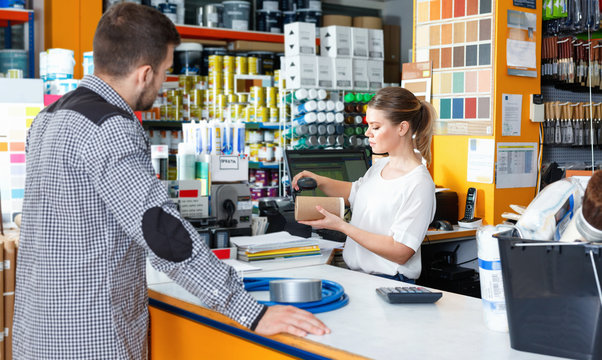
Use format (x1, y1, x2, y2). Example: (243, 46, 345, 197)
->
(176, 25, 284, 43)
(0, 8, 32, 27)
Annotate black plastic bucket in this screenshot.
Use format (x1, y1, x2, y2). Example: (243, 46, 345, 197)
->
(496, 230, 602, 360)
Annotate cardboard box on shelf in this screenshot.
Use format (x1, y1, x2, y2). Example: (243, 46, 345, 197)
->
(322, 15, 352, 27)
(210, 155, 249, 182)
(352, 59, 369, 90)
(332, 57, 353, 90)
(369, 29, 384, 59)
(353, 16, 382, 29)
(228, 40, 284, 52)
(284, 55, 317, 89)
(351, 27, 369, 58)
(284, 22, 316, 57)
(319, 25, 351, 58)
(368, 60, 384, 90)
(316, 56, 334, 89)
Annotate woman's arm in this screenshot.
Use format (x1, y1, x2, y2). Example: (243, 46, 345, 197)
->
(298, 206, 415, 265)
(291, 170, 352, 205)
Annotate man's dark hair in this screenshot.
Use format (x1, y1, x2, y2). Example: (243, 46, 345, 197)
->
(93, 3, 181, 77)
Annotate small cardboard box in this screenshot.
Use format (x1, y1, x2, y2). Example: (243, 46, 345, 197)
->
(284, 22, 316, 56)
(368, 60, 384, 90)
(350, 27, 369, 58)
(284, 55, 317, 89)
(210, 155, 249, 182)
(332, 57, 353, 90)
(319, 26, 351, 58)
(368, 29, 385, 59)
(352, 59, 369, 90)
(316, 56, 334, 89)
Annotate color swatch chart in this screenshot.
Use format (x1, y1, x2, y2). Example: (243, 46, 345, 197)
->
(415, 0, 494, 135)
(0, 103, 41, 226)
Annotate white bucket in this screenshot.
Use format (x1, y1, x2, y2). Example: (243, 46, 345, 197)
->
(83, 51, 94, 76)
(46, 48, 75, 80)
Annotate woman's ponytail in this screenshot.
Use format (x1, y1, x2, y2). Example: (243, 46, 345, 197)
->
(415, 100, 435, 165)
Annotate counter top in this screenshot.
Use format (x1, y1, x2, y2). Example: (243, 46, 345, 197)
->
(147, 262, 560, 360)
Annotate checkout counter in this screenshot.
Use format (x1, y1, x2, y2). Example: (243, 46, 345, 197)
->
(146, 234, 556, 360)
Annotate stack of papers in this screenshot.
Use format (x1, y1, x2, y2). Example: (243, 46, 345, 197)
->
(230, 232, 321, 261)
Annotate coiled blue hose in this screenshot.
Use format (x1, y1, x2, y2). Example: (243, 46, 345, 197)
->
(243, 277, 349, 314)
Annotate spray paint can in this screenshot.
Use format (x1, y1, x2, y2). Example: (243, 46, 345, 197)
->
(151, 145, 169, 180)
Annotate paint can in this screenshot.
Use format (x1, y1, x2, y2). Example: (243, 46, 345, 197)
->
(248, 51, 275, 75)
(203, 3, 223, 28)
(158, 2, 178, 23)
(280, 0, 295, 11)
(222, 1, 251, 31)
(255, 0, 279, 11)
(174, 43, 203, 75)
(45, 48, 75, 80)
(295, 0, 321, 10)
(0, 49, 27, 78)
(282, 11, 296, 26)
(256, 10, 282, 34)
(295, 9, 321, 27)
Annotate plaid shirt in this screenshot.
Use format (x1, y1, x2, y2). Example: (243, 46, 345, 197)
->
(14, 75, 265, 359)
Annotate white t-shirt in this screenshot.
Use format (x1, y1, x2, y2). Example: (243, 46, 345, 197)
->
(343, 157, 436, 279)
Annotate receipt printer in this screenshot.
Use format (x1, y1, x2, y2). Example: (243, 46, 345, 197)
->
(210, 184, 252, 236)
(434, 191, 458, 225)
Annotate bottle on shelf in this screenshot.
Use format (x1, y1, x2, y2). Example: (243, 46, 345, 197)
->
(316, 112, 327, 123)
(307, 123, 318, 135)
(295, 100, 318, 115)
(294, 112, 317, 125)
(316, 89, 328, 100)
(334, 113, 345, 123)
(326, 112, 335, 122)
(317, 100, 327, 112)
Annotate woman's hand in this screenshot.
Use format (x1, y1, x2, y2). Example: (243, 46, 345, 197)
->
(298, 206, 347, 232)
(291, 170, 319, 191)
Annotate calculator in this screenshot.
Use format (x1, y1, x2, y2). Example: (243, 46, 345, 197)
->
(376, 286, 443, 304)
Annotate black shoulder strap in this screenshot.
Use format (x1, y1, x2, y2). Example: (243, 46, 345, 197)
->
(46, 86, 133, 126)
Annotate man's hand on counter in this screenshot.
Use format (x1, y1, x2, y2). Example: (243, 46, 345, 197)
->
(254, 305, 331, 337)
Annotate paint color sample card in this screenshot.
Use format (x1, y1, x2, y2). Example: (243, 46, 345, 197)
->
(0, 103, 41, 226)
(415, 0, 494, 135)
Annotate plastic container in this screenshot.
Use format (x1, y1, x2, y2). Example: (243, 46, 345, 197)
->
(477, 226, 509, 332)
(496, 230, 602, 360)
(0, 49, 28, 77)
(46, 48, 75, 80)
(174, 43, 203, 75)
(222, 1, 251, 31)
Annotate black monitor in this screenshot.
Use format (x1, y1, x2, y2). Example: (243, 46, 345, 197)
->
(284, 149, 372, 197)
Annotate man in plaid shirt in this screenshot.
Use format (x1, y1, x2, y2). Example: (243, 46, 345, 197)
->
(13, 3, 328, 358)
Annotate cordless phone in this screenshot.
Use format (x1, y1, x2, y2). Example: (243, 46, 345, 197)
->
(458, 187, 482, 229)
(463, 187, 476, 220)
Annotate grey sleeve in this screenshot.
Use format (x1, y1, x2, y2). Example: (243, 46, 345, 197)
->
(81, 117, 265, 328)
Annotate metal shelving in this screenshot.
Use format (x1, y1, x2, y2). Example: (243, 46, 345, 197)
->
(0, 8, 34, 78)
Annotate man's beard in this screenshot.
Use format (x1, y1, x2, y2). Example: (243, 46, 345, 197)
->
(134, 84, 156, 111)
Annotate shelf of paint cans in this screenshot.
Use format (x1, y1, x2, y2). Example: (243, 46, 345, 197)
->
(142, 120, 281, 130)
(0, 8, 32, 26)
(0, 8, 34, 78)
(176, 25, 285, 43)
